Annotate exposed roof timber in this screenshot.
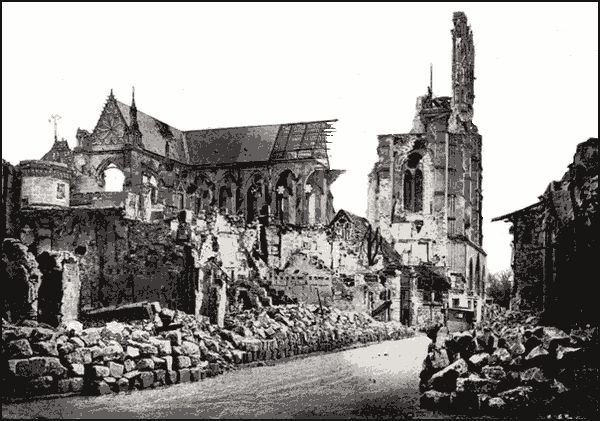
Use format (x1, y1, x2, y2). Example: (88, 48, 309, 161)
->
(491, 201, 542, 222)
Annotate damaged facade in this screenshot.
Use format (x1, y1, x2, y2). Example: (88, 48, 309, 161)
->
(366, 12, 487, 328)
(2, 12, 488, 332)
(2, 93, 345, 327)
(492, 137, 599, 328)
(2, 88, 405, 327)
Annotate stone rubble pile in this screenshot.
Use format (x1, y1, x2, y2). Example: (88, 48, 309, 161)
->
(419, 305, 599, 417)
(2, 303, 414, 398)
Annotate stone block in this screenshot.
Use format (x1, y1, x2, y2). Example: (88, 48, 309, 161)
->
(152, 356, 166, 369)
(91, 380, 112, 395)
(90, 365, 110, 379)
(175, 356, 191, 369)
(42, 357, 67, 377)
(89, 346, 103, 361)
(490, 347, 511, 365)
(166, 330, 182, 346)
(31, 327, 55, 342)
(7, 358, 42, 378)
(136, 358, 155, 371)
(498, 386, 534, 409)
(154, 369, 166, 385)
(69, 363, 85, 376)
(428, 358, 468, 392)
(481, 365, 506, 381)
(135, 371, 154, 389)
(456, 374, 500, 395)
(8, 339, 34, 359)
(123, 359, 136, 372)
(63, 348, 91, 365)
(32, 341, 59, 357)
(57, 378, 72, 394)
(80, 328, 102, 346)
(520, 367, 550, 386)
(182, 341, 200, 356)
(101, 322, 126, 343)
(468, 352, 490, 371)
(139, 344, 159, 356)
(108, 362, 124, 378)
(190, 354, 202, 367)
(123, 370, 140, 380)
(126, 345, 140, 358)
(178, 368, 191, 383)
(486, 397, 506, 411)
(117, 377, 130, 392)
(190, 367, 201, 382)
(166, 370, 178, 385)
(29, 375, 55, 395)
(102, 342, 124, 361)
(70, 377, 84, 393)
(420, 390, 451, 410)
(524, 345, 550, 367)
(154, 340, 172, 356)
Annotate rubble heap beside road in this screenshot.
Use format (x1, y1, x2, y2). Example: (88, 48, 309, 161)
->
(419, 304, 599, 418)
(2, 303, 414, 399)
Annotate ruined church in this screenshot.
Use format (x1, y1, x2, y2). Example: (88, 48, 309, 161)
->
(2, 12, 485, 332)
(366, 12, 487, 326)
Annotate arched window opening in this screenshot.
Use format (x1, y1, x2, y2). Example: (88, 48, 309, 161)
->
(402, 153, 424, 212)
(414, 169, 423, 211)
(143, 174, 158, 204)
(246, 174, 266, 224)
(103, 163, 125, 192)
(275, 170, 296, 225)
(475, 256, 481, 295)
(403, 171, 413, 210)
(305, 170, 324, 225)
(468, 258, 474, 292)
(219, 185, 233, 214)
(218, 173, 238, 215)
(481, 265, 486, 297)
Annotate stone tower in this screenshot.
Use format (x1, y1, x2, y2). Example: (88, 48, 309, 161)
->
(367, 11, 486, 323)
(449, 11, 476, 133)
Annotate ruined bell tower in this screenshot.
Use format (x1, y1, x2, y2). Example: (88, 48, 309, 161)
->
(367, 11, 487, 325)
(449, 11, 476, 133)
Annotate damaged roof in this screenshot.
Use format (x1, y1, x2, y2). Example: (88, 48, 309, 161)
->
(112, 94, 336, 167)
(117, 101, 188, 163)
(184, 124, 281, 166)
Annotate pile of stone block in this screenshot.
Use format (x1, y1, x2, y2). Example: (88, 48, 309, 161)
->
(419, 307, 598, 417)
(2, 303, 415, 399)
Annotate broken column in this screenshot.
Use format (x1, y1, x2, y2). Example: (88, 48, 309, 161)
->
(36, 250, 80, 326)
(2, 238, 42, 322)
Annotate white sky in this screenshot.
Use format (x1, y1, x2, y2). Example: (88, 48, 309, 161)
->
(2, 2, 598, 274)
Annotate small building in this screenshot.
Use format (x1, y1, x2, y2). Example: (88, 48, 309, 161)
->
(493, 137, 598, 328)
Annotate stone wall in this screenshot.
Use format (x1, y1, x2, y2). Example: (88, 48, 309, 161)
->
(2, 304, 415, 399)
(499, 138, 598, 327)
(16, 208, 210, 316)
(2, 159, 21, 238)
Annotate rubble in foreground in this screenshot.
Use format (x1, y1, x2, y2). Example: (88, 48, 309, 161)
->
(2, 303, 414, 399)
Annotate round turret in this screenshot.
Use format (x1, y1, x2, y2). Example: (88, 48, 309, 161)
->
(19, 160, 73, 207)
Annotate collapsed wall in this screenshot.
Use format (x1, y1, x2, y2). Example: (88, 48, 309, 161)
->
(419, 305, 599, 418)
(2, 304, 415, 399)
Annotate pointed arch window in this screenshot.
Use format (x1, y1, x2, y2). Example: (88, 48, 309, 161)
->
(403, 153, 423, 212)
(103, 163, 125, 192)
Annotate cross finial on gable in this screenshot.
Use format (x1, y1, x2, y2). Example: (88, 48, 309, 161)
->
(49, 114, 61, 141)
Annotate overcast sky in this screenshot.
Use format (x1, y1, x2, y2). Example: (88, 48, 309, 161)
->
(2, 2, 598, 274)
